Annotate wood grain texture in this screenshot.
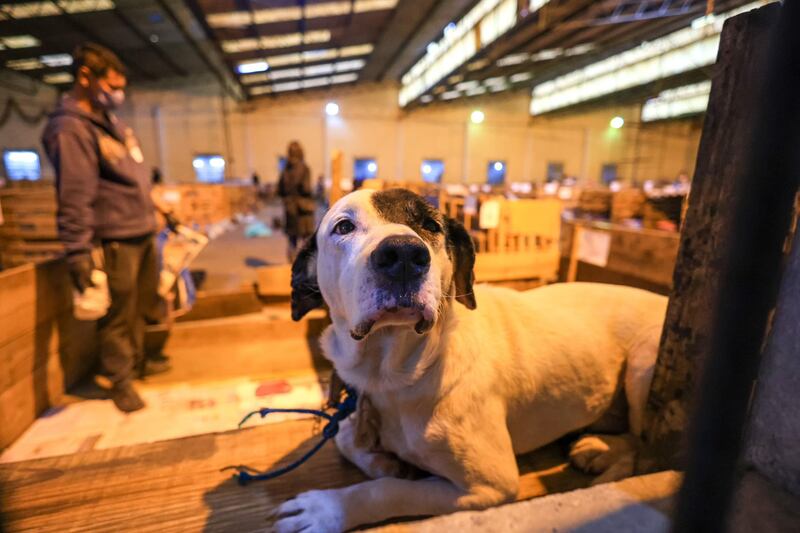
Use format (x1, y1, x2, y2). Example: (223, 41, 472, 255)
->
(0, 260, 96, 449)
(640, 7, 776, 471)
(0, 420, 592, 532)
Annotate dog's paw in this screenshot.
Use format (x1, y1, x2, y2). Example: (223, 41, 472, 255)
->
(568, 434, 635, 475)
(273, 490, 345, 533)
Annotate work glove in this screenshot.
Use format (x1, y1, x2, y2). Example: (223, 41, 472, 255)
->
(68, 253, 95, 293)
(164, 211, 181, 232)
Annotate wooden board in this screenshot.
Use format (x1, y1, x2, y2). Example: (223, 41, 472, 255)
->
(0, 260, 97, 450)
(0, 419, 592, 533)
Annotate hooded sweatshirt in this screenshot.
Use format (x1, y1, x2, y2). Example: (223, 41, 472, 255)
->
(41, 94, 156, 258)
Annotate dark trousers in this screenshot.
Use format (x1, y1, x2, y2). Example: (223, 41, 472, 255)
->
(98, 234, 158, 384)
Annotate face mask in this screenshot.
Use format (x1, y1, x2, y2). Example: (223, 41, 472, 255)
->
(94, 86, 125, 110)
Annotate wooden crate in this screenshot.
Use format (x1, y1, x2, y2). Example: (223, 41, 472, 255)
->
(0, 260, 97, 450)
(0, 187, 62, 268)
(153, 184, 258, 228)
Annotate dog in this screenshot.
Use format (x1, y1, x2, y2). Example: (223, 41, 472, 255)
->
(275, 188, 668, 532)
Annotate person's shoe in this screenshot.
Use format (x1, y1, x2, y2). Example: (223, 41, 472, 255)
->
(139, 354, 172, 378)
(111, 381, 145, 412)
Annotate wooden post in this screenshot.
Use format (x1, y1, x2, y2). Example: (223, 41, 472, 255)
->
(640, 4, 785, 472)
(566, 223, 583, 282)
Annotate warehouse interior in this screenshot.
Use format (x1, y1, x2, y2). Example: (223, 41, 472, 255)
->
(1, 1, 799, 531)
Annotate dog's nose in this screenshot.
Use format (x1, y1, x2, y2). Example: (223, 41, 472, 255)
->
(370, 236, 431, 283)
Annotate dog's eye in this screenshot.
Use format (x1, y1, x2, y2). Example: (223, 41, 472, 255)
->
(422, 218, 441, 233)
(332, 219, 355, 235)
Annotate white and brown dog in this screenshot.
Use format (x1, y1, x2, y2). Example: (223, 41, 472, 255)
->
(276, 188, 668, 532)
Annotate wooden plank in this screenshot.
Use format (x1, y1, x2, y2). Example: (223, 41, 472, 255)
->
(0, 353, 63, 449)
(0, 419, 592, 533)
(0, 261, 72, 348)
(0, 260, 97, 449)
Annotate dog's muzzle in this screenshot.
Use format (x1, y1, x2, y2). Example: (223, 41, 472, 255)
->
(349, 236, 434, 341)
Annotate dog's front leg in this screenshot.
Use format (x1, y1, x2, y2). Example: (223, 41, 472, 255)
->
(273, 476, 513, 533)
(335, 416, 414, 479)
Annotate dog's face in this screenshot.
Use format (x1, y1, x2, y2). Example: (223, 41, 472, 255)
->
(291, 188, 476, 341)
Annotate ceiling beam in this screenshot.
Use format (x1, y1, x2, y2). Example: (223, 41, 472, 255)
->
(157, 0, 244, 99)
(360, 0, 441, 81)
(382, 0, 478, 82)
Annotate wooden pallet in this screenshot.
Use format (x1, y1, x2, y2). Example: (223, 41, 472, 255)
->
(0, 418, 592, 533)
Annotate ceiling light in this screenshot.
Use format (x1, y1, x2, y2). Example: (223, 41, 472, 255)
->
(470, 110, 485, 124)
(269, 68, 302, 80)
(441, 90, 461, 100)
(2, 35, 41, 49)
(237, 61, 269, 74)
(302, 77, 329, 89)
(325, 102, 340, 116)
(456, 80, 480, 91)
(208, 1, 396, 28)
(496, 53, 529, 67)
(273, 81, 302, 92)
(6, 58, 42, 70)
(208, 11, 253, 27)
(304, 63, 335, 77)
(530, 1, 768, 115)
(306, 2, 351, 18)
(509, 72, 532, 83)
(331, 73, 358, 84)
(367, 162, 377, 173)
(610, 116, 625, 129)
(354, 0, 398, 12)
(466, 86, 487, 96)
(420, 95, 433, 103)
(59, 0, 115, 14)
(303, 49, 337, 62)
(493, 161, 504, 171)
(335, 59, 365, 72)
(339, 44, 374, 57)
(43, 72, 74, 84)
(40, 53, 72, 67)
(641, 81, 712, 122)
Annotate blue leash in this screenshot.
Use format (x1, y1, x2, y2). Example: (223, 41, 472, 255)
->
(229, 387, 358, 486)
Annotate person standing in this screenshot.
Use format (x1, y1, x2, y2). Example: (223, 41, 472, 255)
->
(42, 43, 167, 412)
(277, 141, 315, 261)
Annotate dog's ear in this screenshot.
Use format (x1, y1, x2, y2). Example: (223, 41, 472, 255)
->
(291, 232, 324, 320)
(445, 216, 477, 309)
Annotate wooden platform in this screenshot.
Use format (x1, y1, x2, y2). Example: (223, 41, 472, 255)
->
(0, 418, 592, 532)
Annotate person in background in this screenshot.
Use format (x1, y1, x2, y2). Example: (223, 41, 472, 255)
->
(41, 43, 170, 413)
(277, 141, 315, 261)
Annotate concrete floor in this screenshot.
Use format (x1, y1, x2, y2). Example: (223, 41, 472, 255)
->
(190, 202, 288, 292)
